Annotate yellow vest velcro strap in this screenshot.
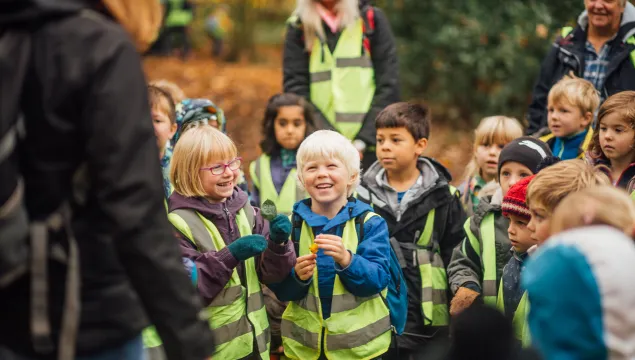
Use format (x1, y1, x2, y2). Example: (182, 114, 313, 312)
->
(209, 286, 243, 307)
(330, 293, 381, 314)
(311, 71, 332, 83)
(483, 279, 497, 298)
(212, 316, 252, 344)
(247, 292, 266, 313)
(335, 57, 372, 68)
(422, 287, 448, 305)
(416, 250, 444, 267)
(336, 113, 365, 123)
(326, 315, 391, 351)
(281, 319, 320, 349)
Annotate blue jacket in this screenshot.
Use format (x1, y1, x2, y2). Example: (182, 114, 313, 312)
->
(269, 198, 391, 319)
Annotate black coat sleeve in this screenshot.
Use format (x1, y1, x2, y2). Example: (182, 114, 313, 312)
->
(526, 44, 561, 135)
(439, 193, 467, 271)
(356, 7, 400, 146)
(83, 36, 215, 360)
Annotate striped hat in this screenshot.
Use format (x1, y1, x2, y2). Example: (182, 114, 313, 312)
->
(502, 175, 535, 220)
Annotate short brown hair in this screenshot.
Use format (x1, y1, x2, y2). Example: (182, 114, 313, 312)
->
(526, 159, 610, 214)
(149, 79, 186, 104)
(148, 85, 176, 125)
(375, 102, 430, 140)
(589, 91, 635, 163)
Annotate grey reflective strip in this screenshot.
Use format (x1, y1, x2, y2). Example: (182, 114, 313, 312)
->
(172, 209, 216, 251)
(145, 345, 167, 360)
(293, 292, 320, 312)
(330, 293, 380, 314)
(57, 205, 80, 360)
(0, 120, 20, 163)
(212, 316, 252, 345)
(30, 222, 54, 353)
(247, 291, 265, 313)
(390, 237, 407, 269)
(242, 203, 256, 231)
(254, 157, 261, 189)
(209, 286, 243, 307)
(254, 326, 271, 354)
(336, 57, 373, 68)
(422, 287, 448, 305)
(483, 280, 497, 297)
(327, 315, 391, 351)
(281, 319, 319, 349)
(311, 71, 332, 83)
(335, 113, 365, 124)
(416, 249, 444, 267)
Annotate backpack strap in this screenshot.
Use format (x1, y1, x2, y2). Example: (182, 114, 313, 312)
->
(170, 209, 213, 248)
(290, 212, 303, 255)
(242, 202, 256, 231)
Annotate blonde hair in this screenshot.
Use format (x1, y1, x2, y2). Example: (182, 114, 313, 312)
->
(296, 130, 360, 197)
(294, 0, 360, 51)
(551, 186, 635, 236)
(526, 159, 610, 214)
(150, 79, 187, 104)
(463, 116, 523, 180)
(170, 126, 238, 198)
(547, 76, 600, 115)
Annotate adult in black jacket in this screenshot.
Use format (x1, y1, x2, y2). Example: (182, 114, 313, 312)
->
(283, 0, 400, 169)
(526, 0, 635, 135)
(0, 1, 214, 359)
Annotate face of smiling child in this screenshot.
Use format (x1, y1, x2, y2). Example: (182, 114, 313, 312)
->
(200, 157, 241, 203)
(301, 157, 355, 209)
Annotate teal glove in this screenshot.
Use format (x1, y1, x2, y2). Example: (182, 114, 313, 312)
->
(269, 214, 292, 244)
(227, 235, 267, 261)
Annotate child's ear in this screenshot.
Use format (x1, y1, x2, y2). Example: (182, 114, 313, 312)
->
(582, 111, 594, 128)
(415, 138, 428, 156)
(169, 123, 178, 138)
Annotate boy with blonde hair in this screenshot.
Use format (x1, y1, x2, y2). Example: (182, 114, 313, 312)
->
(538, 77, 600, 160)
(269, 130, 394, 360)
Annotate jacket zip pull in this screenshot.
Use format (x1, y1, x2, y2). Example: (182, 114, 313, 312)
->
(223, 206, 233, 235)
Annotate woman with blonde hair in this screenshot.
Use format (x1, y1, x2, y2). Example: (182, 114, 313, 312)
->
(283, 0, 399, 170)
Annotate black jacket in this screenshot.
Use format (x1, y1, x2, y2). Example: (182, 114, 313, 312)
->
(526, 3, 635, 135)
(283, 5, 400, 146)
(357, 158, 466, 350)
(0, 2, 214, 359)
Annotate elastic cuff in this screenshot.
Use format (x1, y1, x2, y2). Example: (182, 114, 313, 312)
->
(292, 268, 312, 286)
(216, 247, 239, 269)
(462, 282, 482, 293)
(267, 238, 288, 254)
(335, 250, 355, 272)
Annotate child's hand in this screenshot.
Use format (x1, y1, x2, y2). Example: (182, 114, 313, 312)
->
(295, 254, 317, 281)
(315, 234, 351, 268)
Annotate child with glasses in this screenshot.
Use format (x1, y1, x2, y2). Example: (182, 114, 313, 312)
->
(167, 125, 296, 359)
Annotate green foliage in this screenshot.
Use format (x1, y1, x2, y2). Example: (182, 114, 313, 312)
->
(380, 0, 582, 126)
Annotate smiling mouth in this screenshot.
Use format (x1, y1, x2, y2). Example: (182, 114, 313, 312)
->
(217, 181, 232, 188)
(316, 184, 333, 189)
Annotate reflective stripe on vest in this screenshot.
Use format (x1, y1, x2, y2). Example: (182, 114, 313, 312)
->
(281, 213, 391, 360)
(463, 213, 497, 306)
(415, 210, 449, 326)
(496, 285, 531, 347)
(168, 209, 271, 359)
(309, 18, 375, 140)
(250, 154, 305, 215)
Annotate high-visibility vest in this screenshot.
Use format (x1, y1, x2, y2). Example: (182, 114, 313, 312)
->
(168, 208, 270, 360)
(165, 0, 193, 28)
(249, 154, 305, 215)
(539, 128, 594, 160)
(463, 214, 498, 306)
(561, 26, 635, 68)
(496, 285, 531, 347)
(308, 18, 375, 140)
(281, 213, 392, 360)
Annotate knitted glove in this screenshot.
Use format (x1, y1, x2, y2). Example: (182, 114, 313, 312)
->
(269, 214, 292, 244)
(450, 287, 481, 316)
(227, 235, 267, 261)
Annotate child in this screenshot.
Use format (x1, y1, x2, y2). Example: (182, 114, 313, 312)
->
(250, 93, 317, 214)
(525, 159, 610, 245)
(148, 84, 178, 200)
(269, 130, 393, 360)
(460, 116, 523, 216)
(167, 126, 296, 359)
(551, 186, 635, 236)
(588, 91, 635, 190)
(149, 79, 187, 105)
(496, 176, 537, 347)
(538, 77, 599, 160)
(355, 102, 466, 358)
(448, 136, 552, 315)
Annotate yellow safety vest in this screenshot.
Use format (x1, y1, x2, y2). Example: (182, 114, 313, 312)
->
(249, 154, 305, 215)
(539, 128, 594, 160)
(496, 285, 531, 347)
(308, 18, 375, 140)
(281, 213, 391, 360)
(463, 214, 498, 306)
(168, 208, 270, 360)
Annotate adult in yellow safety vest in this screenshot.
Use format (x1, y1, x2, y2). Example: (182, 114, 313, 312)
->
(283, 0, 400, 169)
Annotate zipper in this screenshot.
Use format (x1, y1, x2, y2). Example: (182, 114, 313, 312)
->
(223, 205, 234, 236)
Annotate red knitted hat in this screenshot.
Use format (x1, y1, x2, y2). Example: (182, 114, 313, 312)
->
(502, 175, 536, 220)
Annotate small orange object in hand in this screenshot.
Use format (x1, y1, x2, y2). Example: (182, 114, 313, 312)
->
(309, 243, 319, 254)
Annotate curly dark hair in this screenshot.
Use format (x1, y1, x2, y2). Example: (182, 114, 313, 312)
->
(260, 93, 318, 155)
(588, 91, 635, 164)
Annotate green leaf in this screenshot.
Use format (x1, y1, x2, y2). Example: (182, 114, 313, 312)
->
(261, 199, 278, 221)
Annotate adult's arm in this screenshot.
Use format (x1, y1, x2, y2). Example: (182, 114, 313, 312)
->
(356, 7, 400, 146)
(82, 28, 214, 360)
(526, 45, 561, 135)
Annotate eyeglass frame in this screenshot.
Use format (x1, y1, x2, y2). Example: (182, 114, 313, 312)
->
(199, 157, 243, 176)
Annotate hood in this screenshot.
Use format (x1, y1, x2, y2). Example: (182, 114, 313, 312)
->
(577, 2, 635, 42)
(293, 197, 373, 233)
(522, 226, 635, 360)
(471, 186, 503, 226)
(168, 187, 249, 219)
(0, 0, 88, 25)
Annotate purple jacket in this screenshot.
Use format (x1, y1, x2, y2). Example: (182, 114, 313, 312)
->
(169, 188, 296, 306)
(251, 154, 293, 206)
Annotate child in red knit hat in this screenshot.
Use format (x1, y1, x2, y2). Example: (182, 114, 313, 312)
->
(497, 175, 537, 347)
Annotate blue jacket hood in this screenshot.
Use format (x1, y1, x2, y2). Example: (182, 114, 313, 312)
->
(522, 226, 635, 360)
(293, 197, 374, 232)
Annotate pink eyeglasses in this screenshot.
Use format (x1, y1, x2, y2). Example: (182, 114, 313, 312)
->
(200, 157, 242, 175)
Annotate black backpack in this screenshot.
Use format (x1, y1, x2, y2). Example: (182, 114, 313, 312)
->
(0, 26, 80, 360)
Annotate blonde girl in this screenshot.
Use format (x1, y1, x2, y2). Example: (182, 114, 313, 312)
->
(460, 116, 523, 216)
